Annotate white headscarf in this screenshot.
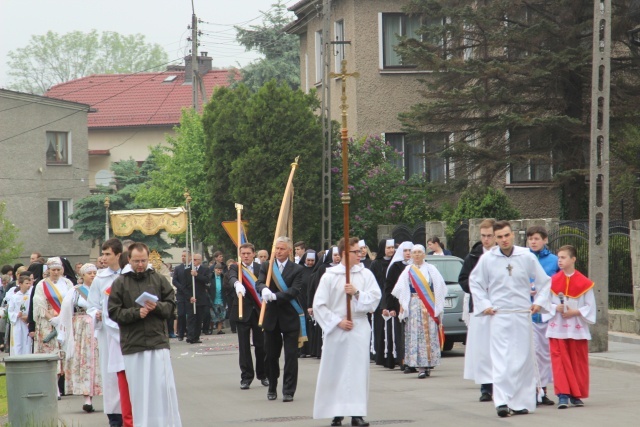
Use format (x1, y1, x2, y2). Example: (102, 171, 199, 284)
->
(411, 244, 426, 253)
(386, 241, 413, 275)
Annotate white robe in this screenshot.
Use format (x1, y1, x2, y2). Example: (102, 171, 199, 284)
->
(463, 314, 492, 384)
(87, 267, 123, 415)
(313, 263, 381, 419)
(8, 288, 33, 355)
(469, 245, 551, 412)
(543, 288, 596, 340)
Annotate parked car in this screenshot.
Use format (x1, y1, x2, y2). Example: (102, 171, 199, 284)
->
(426, 255, 467, 351)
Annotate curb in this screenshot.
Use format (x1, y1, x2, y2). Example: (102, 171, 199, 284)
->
(589, 355, 640, 374)
(608, 331, 640, 345)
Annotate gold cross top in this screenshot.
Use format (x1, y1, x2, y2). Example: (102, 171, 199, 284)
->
(329, 59, 359, 127)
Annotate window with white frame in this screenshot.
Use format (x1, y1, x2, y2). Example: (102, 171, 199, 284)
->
(48, 199, 72, 232)
(385, 133, 451, 182)
(334, 20, 345, 71)
(380, 13, 445, 69)
(46, 131, 70, 165)
(508, 130, 552, 183)
(315, 30, 323, 83)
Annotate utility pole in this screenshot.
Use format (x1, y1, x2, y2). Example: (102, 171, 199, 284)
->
(320, 0, 332, 250)
(191, 11, 199, 110)
(588, 0, 611, 352)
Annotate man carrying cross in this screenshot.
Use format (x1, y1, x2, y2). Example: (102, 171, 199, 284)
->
(469, 221, 552, 418)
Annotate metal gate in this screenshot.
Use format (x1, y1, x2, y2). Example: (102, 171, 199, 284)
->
(392, 224, 426, 246)
(449, 220, 469, 259)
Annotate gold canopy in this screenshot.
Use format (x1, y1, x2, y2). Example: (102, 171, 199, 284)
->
(110, 207, 187, 236)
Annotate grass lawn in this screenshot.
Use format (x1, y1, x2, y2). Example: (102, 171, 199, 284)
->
(0, 364, 6, 416)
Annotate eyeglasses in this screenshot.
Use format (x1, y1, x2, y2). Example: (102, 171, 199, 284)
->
(348, 250, 360, 254)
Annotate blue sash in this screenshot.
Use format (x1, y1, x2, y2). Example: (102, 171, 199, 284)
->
(272, 265, 308, 347)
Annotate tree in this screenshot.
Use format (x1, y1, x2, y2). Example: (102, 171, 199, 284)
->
(136, 109, 213, 252)
(234, 1, 300, 91)
(204, 81, 323, 250)
(7, 30, 169, 94)
(71, 158, 171, 256)
(397, 0, 640, 220)
(330, 135, 438, 245)
(0, 202, 23, 265)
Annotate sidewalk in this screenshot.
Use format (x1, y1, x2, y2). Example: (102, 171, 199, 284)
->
(588, 331, 640, 374)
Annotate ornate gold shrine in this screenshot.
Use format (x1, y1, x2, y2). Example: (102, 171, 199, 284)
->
(110, 208, 187, 236)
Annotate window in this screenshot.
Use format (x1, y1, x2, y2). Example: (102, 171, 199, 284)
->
(334, 20, 345, 71)
(315, 30, 323, 83)
(385, 133, 451, 182)
(48, 199, 72, 232)
(381, 14, 421, 68)
(508, 131, 552, 183)
(46, 131, 70, 165)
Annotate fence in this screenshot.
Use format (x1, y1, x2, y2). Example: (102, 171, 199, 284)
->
(391, 224, 426, 247)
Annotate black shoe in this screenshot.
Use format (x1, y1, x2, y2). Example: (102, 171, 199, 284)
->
(497, 405, 510, 418)
(283, 394, 294, 402)
(267, 391, 277, 401)
(331, 417, 344, 426)
(240, 381, 250, 390)
(351, 417, 370, 426)
(82, 404, 95, 413)
(178, 337, 184, 341)
(479, 393, 492, 402)
(418, 371, 427, 379)
(217, 330, 225, 335)
(512, 409, 529, 415)
(260, 378, 269, 387)
(403, 367, 417, 374)
(189, 339, 202, 344)
(540, 395, 555, 406)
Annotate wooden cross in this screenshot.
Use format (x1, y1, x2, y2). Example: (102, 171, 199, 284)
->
(329, 59, 360, 129)
(506, 264, 513, 276)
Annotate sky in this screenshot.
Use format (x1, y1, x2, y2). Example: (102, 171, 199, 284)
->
(0, 0, 297, 88)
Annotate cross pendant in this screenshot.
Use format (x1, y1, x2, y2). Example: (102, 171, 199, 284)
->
(506, 264, 513, 276)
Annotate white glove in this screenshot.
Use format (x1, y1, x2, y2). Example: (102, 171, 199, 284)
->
(234, 282, 246, 297)
(262, 288, 276, 301)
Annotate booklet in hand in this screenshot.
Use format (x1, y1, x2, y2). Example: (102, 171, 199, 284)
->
(135, 292, 159, 307)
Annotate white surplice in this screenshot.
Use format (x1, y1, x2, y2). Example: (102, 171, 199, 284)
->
(87, 267, 123, 415)
(313, 263, 381, 419)
(123, 349, 182, 427)
(469, 245, 551, 412)
(8, 288, 33, 355)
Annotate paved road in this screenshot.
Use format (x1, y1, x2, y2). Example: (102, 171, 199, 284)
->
(56, 332, 640, 426)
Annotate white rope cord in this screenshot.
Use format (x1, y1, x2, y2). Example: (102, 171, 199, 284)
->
(370, 314, 376, 355)
(391, 317, 397, 358)
(382, 316, 389, 358)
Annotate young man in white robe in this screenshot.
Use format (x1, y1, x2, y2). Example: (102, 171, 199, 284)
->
(8, 273, 33, 355)
(469, 220, 551, 418)
(313, 237, 381, 427)
(87, 238, 127, 427)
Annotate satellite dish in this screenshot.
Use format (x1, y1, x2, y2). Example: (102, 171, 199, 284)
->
(95, 169, 114, 187)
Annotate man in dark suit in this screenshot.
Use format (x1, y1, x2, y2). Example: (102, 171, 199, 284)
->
(184, 253, 211, 344)
(226, 243, 268, 390)
(256, 236, 304, 403)
(172, 250, 190, 341)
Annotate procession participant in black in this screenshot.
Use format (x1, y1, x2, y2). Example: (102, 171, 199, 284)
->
(307, 247, 340, 358)
(226, 243, 267, 389)
(172, 251, 190, 341)
(370, 239, 397, 367)
(297, 250, 316, 358)
(256, 237, 305, 402)
(184, 253, 210, 344)
(384, 241, 413, 371)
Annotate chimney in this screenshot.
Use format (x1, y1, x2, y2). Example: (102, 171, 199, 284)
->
(184, 52, 213, 83)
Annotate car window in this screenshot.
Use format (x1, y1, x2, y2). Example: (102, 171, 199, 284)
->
(428, 259, 463, 283)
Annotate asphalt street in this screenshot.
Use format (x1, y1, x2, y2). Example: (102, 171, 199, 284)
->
(54, 331, 640, 427)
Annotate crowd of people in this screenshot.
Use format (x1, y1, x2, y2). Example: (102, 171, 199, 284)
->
(0, 220, 596, 425)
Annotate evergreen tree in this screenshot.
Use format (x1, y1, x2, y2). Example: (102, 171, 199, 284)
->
(0, 202, 23, 265)
(398, 0, 640, 219)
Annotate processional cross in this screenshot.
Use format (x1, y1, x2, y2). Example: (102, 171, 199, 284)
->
(506, 264, 513, 276)
(329, 59, 359, 321)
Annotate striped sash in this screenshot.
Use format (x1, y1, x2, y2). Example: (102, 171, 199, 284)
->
(272, 265, 308, 347)
(76, 285, 89, 301)
(408, 265, 445, 349)
(43, 279, 64, 314)
(241, 265, 262, 307)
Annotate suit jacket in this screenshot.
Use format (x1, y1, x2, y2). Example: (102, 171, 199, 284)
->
(225, 262, 261, 323)
(172, 263, 188, 302)
(184, 264, 211, 305)
(256, 259, 304, 332)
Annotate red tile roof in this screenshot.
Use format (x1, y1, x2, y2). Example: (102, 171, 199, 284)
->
(45, 70, 236, 128)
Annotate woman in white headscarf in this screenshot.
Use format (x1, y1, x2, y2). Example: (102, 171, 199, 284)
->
(392, 244, 447, 378)
(55, 263, 102, 412)
(33, 257, 73, 397)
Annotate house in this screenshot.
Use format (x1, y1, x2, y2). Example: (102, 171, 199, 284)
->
(45, 53, 236, 190)
(0, 89, 92, 265)
(285, 0, 562, 218)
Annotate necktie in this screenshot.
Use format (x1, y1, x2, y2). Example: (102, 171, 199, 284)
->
(279, 263, 284, 273)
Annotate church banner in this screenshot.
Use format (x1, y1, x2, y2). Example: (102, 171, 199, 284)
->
(110, 208, 187, 236)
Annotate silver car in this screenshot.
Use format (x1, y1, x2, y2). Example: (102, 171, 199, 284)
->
(426, 255, 467, 351)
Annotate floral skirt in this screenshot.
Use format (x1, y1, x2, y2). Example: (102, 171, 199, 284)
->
(210, 303, 226, 323)
(65, 314, 102, 396)
(404, 295, 441, 368)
